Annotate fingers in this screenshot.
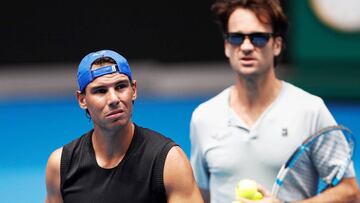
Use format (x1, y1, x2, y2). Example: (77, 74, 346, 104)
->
(256, 183, 271, 197)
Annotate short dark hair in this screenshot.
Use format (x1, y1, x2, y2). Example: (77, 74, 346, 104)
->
(211, 0, 288, 38)
(91, 57, 116, 69)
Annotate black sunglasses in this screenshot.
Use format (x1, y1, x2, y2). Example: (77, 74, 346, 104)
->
(224, 32, 273, 47)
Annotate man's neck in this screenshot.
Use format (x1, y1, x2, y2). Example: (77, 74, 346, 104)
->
(92, 122, 135, 169)
(230, 70, 282, 127)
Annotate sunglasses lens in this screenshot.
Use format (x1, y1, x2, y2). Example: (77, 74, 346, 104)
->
(250, 34, 270, 47)
(227, 33, 272, 47)
(228, 34, 244, 46)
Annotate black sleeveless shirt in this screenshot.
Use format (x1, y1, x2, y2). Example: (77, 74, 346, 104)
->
(60, 124, 177, 203)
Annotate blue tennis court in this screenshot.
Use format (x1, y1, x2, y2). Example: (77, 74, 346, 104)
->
(0, 96, 359, 202)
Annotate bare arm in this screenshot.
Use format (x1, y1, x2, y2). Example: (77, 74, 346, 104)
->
(45, 148, 63, 203)
(163, 146, 204, 203)
(296, 177, 360, 203)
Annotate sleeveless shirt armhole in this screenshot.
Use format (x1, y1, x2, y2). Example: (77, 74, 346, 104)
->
(153, 141, 178, 194)
(60, 146, 70, 196)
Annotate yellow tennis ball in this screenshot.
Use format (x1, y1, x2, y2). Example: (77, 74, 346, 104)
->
(235, 179, 258, 199)
(251, 191, 263, 200)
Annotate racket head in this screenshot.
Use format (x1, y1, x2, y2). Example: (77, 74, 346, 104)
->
(271, 125, 355, 201)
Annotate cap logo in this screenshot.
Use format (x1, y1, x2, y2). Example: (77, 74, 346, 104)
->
(91, 65, 119, 79)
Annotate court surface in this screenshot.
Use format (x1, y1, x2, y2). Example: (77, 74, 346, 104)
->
(1, 96, 359, 202)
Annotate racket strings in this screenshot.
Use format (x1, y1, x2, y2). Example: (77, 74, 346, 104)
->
(275, 151, 318, 201)
(272, 126, 355, 202)
(311, 129, 354, 187)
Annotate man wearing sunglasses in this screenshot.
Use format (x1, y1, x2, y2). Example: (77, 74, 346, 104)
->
(189, 0, 360, 203)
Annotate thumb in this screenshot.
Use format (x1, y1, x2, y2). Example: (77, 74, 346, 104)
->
(256, 183, 271, 197)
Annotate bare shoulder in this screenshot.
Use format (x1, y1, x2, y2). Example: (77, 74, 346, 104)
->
(46, 148, 63, 172)
(45, 147, 63, 203)
(166, 146, 189, 166)
(164, 146, 204, 202)
(164, 146, 194, 179)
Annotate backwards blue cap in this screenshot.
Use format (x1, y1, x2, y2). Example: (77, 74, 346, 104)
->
(77, 50, 133, 92)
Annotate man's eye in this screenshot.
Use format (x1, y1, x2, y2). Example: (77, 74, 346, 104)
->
(93, 89, 107, 94)
(116, 83, 128, 89)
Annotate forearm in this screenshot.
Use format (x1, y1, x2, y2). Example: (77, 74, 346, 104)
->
(294, 178, 360, 203)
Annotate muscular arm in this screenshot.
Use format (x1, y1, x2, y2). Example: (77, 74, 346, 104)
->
(163, 146, 204, 203)
(45, 148, 63, 203)
(296, 177, 360, 203)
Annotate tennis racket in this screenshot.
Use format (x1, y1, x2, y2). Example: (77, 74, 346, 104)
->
(271, 125, 355, 202)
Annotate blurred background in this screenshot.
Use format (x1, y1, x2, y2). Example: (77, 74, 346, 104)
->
(1, 1, 359, 202)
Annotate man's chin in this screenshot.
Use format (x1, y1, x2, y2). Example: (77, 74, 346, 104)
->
(236, 68, 260, 77)
(104, 119, 130, 129)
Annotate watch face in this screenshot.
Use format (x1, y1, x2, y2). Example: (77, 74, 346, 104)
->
(309, 0, 360, 32)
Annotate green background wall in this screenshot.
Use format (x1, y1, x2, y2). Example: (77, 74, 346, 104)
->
(286, 0, 360, 99)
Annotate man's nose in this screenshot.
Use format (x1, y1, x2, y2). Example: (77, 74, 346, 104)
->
(107, 88, 120, 107)
(240, 37, 255, 52)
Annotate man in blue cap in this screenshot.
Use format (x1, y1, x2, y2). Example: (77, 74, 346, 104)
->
(45, 50, 204, 203)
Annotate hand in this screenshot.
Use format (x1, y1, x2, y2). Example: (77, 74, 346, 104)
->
(234, 183, 282, 203)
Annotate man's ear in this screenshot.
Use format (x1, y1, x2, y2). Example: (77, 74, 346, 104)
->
(224, 41, 231, 58)
(131, 80, 137, 101)
(76, 91, 87, 110)
(273, 36, 283, 56)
